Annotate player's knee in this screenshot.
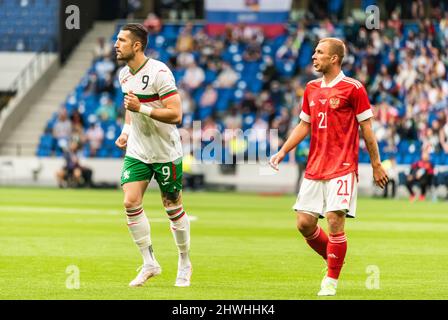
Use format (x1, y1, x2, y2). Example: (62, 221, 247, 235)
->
(123, 195, 142, 210)
(296, 218, 316, 236)
(326, 213, 345, 233)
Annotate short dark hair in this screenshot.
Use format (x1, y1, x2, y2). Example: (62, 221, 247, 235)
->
(121, 23, 148, 52)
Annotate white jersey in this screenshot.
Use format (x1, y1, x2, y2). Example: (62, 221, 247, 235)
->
(119, 58, 183, 163)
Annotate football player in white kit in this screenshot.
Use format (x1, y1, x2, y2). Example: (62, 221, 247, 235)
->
(114, 24, 192, 287)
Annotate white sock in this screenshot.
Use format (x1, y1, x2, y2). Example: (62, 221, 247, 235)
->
(126, 206, 156, 266)
(166, 205, 191, 268)
(178, 252, 191, 269)
(325, 277, 338, 287)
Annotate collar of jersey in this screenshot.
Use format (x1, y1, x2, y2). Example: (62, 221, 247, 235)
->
(129, 58, 150, 75)
(320, 71, 345, 88)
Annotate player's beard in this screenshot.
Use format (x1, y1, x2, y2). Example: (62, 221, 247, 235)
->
(315, 62, 330, 74)
(117, 51, 135, 62)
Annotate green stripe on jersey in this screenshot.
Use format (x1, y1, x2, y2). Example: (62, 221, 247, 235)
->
(123, 92, 159, 102)
(160, 90, 177, 98)
(129, 58, 149, 75)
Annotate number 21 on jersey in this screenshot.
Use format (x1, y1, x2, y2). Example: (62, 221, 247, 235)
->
(318, 112, 327, 129)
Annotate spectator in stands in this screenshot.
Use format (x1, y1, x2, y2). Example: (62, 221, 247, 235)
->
(182, 61, 205, 91)
(199, 84, 218, 109)
(271, 107, 291, 143)
(243, 38, 262, 62)
(223, 106, 242, 130)
(56, 141, 93, 188)
(242, 25, 264, 45)
(178, 84, 195, 115)
(94, 37, 112, 60)
(194, 28, 210, 50)
(440, 117, 448, 154)
(176, 50, 195, 68)
(53, 108, 72, 151)
(406, 152, 435, 201)
(411, 0, 425, 19)
(276, 36, 298, 65)
(84, 73, 99, 97)
(440, 12, 448, 46)
(176, 22, 194, 53)
(385, 51, 399, 76)
(70, 109, 85, 129)
(261, 56, 278, 90)
(71, 110, 85, 148)
(215, 62, 238, 88)
(249, 116, 269, 146)
(143, 13, 162, 34)
(241, 91, 257, 114)
(95, 57, 115, 80)
(85, 122, 104, 157)
(98, 72, 116, 96)
(96, 96, 117, 121)
(312, 18, 334, 40)
(127, 0, 142, 19)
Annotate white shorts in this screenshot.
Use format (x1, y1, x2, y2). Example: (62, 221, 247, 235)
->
(293, 172, 358, 218)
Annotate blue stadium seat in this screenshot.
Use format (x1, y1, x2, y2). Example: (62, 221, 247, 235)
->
(216, 88, 233, 112)
(39, 134, 54, 150)
(198, 106, 213, 120)
(36, 148, 51, 157)
(298, 41, 313, 69)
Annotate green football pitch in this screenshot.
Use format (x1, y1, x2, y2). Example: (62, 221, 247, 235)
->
(0, 187, 447, 300)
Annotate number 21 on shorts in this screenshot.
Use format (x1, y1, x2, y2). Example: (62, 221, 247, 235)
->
(337, 178, 349, 196)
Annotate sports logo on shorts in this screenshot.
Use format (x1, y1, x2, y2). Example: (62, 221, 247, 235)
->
(123, 170, 130, 180)
(329, 97, 340, 109)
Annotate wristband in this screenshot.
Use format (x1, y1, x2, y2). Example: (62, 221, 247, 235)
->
(122, 123, 131, 135)
(139, 105, 154, 117)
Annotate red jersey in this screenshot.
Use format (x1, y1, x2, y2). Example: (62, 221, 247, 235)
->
(300, 72, 373, 180)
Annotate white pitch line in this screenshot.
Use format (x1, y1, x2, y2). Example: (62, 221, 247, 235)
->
(0, 206, 198, 222)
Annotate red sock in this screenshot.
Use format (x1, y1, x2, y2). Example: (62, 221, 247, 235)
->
(327, 232, 347, 280)
(305, 225, 329, 260)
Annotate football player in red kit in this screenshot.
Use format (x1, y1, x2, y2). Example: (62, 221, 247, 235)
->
(270, 38, 389, 296)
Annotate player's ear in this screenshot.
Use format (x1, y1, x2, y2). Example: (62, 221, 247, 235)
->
(331, 54, 338, 64)
(133, 40, 142, 52)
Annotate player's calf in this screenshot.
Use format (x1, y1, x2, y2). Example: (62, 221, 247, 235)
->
(125, 205, 160, 268)
(165, 204, 192, 286)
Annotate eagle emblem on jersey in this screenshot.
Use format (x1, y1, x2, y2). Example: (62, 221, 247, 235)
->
(329, 97, 340, 109)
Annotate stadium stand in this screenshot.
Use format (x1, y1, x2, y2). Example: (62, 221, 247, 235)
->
(0, 0, 59, 52)
(36, 14, 448, 174)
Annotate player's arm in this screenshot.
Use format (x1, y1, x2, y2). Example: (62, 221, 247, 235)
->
(269, 120, 310, 170)
(124, 91, 181, 124)
(359, 118, 389, 188)
(148, 93, 182, 125)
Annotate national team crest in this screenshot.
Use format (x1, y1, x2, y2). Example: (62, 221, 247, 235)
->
(329, 97, 340, 109)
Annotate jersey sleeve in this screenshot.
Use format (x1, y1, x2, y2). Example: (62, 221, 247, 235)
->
(352, 85, 373, 122)
(153, 67, 178, 100)
(299, 86, 311, 123)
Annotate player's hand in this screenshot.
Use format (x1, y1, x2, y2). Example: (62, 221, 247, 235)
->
(373, 164, 389, 189)
(124, 91, 141, 112)
(269, 150, 286, 171)
(115, 133, 128, 150)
